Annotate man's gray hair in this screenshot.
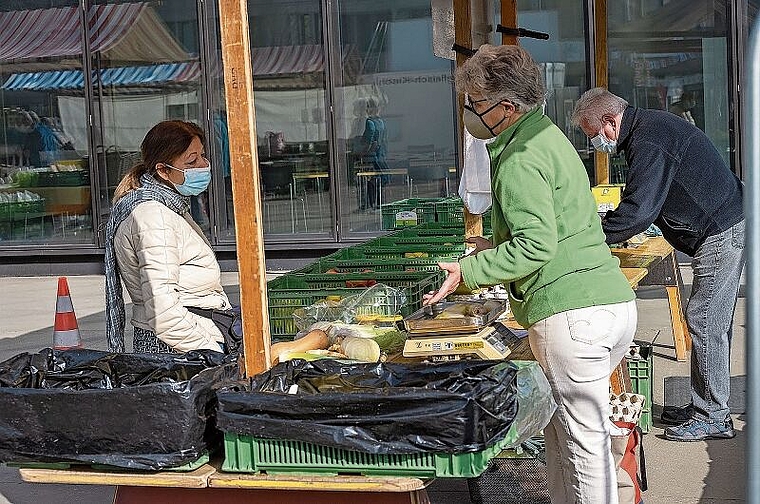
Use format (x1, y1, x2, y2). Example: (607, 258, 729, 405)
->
(570, 87, 628, 132)
(454, 44, 545, 111)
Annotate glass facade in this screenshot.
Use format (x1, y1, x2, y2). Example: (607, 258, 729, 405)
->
(607, 0, 732, 181)
(0, 0, 92, 244)
(0, 0, 750, 259)
(516, 0, 590, 176)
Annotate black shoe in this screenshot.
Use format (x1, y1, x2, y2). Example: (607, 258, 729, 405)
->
(661, 404, 694, 425)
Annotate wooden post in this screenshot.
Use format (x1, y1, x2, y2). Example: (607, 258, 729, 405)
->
(454, 0, 482, 239)
(593, 0, 609, 185)
(217, 0, 271, 376)
(500, 0, 518, 45)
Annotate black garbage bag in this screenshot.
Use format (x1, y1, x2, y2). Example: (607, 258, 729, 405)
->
(217, 359, 519, 455)
(0, 348, 239, 470)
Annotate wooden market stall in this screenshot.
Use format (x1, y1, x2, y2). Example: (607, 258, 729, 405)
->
(16, 0, 688, 502)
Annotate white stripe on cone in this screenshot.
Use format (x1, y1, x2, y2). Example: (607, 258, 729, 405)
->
(53, 328, 81, 349)
(56, 295, 74, 314)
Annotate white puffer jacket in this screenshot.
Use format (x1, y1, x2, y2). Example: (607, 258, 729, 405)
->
(113, 201, 231, 352)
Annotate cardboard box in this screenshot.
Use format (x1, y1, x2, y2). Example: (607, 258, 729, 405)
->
(591, 184, 624, 213)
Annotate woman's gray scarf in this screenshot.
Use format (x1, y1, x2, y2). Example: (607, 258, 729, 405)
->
(104, 173, 189, 352)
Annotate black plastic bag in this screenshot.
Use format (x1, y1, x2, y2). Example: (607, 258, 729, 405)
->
(0, 348, 238, 470)
(217, 359, 519, 455)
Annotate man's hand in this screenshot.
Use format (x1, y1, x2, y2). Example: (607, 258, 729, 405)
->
(465, 236, 493, 256)
(423, 262, 463, 306)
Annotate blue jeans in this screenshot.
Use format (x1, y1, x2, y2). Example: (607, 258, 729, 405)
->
(688, 219, 745, 422)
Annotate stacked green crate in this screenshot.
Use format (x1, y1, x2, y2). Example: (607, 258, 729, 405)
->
(380, 198, 439, 229)
(626, 342, 653, 433)
(222, 424, 519, 477)
(267, 271, 443, 338)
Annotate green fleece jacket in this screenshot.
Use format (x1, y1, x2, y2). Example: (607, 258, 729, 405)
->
(460, 106, 634, 328)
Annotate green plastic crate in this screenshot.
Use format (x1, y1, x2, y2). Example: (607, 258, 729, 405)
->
(315, 257, 444, 274)
(380, 198, 441, 229)
(434, 197, 465, 224)
(435, 198, 492, 231)
(222, 424, 519, 477)
(396, 223, 468, 237)
(369, 235, 467, 247)
(626, 342, 653, 433)
(267, 271, 443, 337)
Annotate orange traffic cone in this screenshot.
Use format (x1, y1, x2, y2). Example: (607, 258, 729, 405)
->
(53, 277, 82, 350)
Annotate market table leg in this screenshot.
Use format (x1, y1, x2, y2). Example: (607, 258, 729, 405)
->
(638, 250, 690, 361)
(114, 486, 430, 503)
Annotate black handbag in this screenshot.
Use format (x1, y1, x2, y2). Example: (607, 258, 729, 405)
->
(186, 306, 243, 354)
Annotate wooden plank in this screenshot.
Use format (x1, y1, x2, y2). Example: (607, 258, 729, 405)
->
(667, 284, 690, 362)
(19, 464, 215, 488)
(453, 0, 481, 239)
(593, 0, 609, 185)
(500, 0, 518, 45)
(208, 472, 430, 493)
(217, 0, 271, 376)
(621, 267, 648, 289)
(611, 237, 675, 261)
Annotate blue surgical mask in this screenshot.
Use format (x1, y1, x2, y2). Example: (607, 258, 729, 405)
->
(591, 131, 617, 154)
(165, 163, 212, 196)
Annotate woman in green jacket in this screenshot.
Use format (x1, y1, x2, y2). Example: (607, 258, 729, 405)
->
(424, 45, 637, 504)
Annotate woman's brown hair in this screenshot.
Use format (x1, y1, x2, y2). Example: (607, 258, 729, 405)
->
(112, 120, 206, 203)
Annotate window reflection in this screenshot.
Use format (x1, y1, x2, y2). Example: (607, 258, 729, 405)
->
(608, 0, 731, 179)
(517, 0, 589, 178)
(210, 0, 333, 239)
(336, 1, 457, 235)
(90, 0, 206, 231)
(0, 1, 92, 243)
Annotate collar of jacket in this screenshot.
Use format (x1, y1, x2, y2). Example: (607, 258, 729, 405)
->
(617, 106, 637, 150)
(486, 105, 544, 156)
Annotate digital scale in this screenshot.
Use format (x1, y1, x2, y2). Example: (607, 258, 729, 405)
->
(401, 300, 522, 361)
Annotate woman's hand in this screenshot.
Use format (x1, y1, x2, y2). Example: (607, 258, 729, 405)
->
(466, 236, 493, 256)
(423, 262, 463, 306)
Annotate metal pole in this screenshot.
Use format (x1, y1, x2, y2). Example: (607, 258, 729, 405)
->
(745, 13, 760, 504)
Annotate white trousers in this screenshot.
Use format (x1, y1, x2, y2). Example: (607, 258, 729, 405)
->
(528, 300, 637, 504)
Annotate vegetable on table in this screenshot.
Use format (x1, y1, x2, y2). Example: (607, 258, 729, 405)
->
(270, 329, 329, 365)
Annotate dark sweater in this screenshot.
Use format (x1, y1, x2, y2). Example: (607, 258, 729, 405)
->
(603, 106, 744, 256)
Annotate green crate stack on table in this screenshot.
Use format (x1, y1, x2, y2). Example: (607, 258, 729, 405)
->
(380, 197, 492, 233)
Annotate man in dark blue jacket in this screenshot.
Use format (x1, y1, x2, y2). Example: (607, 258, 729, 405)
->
(572, 87, 745, 442)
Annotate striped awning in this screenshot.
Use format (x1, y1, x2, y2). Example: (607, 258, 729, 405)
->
(1, 63, 202, 91)
(0, 3, 190, 70)
(2, 44, 343, 92)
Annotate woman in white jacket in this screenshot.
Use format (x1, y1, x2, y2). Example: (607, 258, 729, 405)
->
(105, 120, 232, 354)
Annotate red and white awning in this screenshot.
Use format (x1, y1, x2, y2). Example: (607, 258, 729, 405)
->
(0, 3, 190, 71)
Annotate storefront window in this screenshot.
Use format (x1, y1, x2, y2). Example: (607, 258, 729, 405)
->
(89, 0, 206, 231)
(516, 0, 590, 177)
(210, 0, 333, 241)
(334, 0, 457, 237)
(0, 1, 92, 244)
(608, 1, 731, 180)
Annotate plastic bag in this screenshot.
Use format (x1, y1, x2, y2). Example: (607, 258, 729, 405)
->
(292, 283, 406, 332)
(0, 349, 238, 469)
(502, 361, 556, 449)
(217, 359, 519, 455)
(458, 126, 492, 215)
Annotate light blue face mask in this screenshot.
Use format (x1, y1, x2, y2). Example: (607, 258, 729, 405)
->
(165, 163, 212, 196)
(591, 131, 617, 154)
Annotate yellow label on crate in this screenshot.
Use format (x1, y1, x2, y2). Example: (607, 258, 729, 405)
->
(395, 210, 418, 227)
(591, 184, 624, 213)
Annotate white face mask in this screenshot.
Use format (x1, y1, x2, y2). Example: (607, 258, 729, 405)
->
(591, 131, 617, 154)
